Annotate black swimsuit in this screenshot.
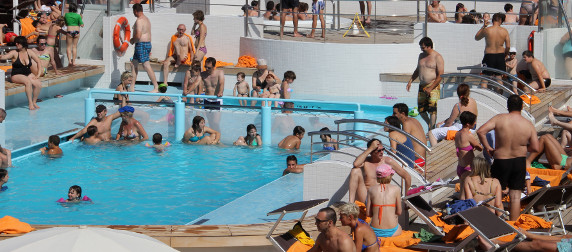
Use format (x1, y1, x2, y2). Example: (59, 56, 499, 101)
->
(11, 51, 32, 76)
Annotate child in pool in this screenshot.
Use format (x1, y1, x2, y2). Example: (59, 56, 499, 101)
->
(234, 124, 262, 146)
(40, 135, 63, 156)
(146, 133, 171, 152)
(84, 125, 102, 145)
(0, 168, 8, 191)
(57, 185, 92, 203)
(156, 83, 173, 103)
(454, 111, 482, 197)
(278, 125, 305, 150)
(233, 72, 250, 106)
(320, 127, 338, 150)
(282, 155, 306, 175)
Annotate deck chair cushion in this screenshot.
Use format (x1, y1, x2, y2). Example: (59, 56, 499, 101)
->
(527, 167, 563, 186)
(287, 222, 314, 246)
(378, 230, 421, 248)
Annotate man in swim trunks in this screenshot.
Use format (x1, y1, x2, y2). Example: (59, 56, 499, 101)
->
(0, 24, 17, 44)
(475, 13, 510, 89)
(349, 139, 411, 205)
(477, 95, 539, 221)
(201, 57, 225, 110)
(280, 0, 302, 38)
(406, 37, 444, 130)
(31, 36, 60, 77)
(393, 103, 427, 166)
(69, 105, 122, 142)
(308, 207, 356, 252)
(161, 24, 194, 85)
(522, 50, 551, 92)
(130, 3, 160, 93)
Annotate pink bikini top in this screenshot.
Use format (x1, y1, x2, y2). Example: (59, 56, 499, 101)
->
(456, 145, 474, 156)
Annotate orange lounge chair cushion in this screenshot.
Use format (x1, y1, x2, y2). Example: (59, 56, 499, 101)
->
(429, 213, 474, 243)
(497, 214, 552, 242)
(527, 167, 564, 186)
(0, 66, 12, 72)
(0, 216, 35, 234)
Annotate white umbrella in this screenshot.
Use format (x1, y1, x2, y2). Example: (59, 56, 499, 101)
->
(0, 226, 179, 252)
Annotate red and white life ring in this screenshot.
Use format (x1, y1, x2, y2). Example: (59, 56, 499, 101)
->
(113, 17, 131, 55)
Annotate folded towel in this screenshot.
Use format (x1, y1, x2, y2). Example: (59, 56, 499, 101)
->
(0, 216, 34, 234)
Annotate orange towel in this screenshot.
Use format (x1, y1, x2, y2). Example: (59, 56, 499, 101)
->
(20, 18, 36, 40)
(167, 34, 195, 65)
(520, 94, 541, 105)
(0, 216, 34, 234)
(455, 183, 461, 192)
(287, 240, 312, 252)
(0, 66, 12, 72)
(514, 214, 552, 229)
(527, 167, 564, 186)
(355, 200, 372, 224)
(445, 130, 458, 140)
(215, 61, 234, 68)
(378, 230, 421, 248)
(235, 55, 257, 68)
(428, 213, 474, 243)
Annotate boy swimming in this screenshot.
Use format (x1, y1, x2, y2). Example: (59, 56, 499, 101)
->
(40, 135, 63, 156)
(278, 125, 305, 150)
(148, 133, 170, 152)
(84, 125, 102, 145)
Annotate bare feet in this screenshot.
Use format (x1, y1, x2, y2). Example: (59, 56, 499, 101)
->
(548, 112, 558, 125)
(28, 103, 36, 110)
(293, 32, 303, 37)
(537, 88, 546, 93)
(149, 89, 159, 93)
(567, 105, 572, 111)
(306, 33, 314, 38)
(548, 106, 557, 114)
(34, 103, 40, 109)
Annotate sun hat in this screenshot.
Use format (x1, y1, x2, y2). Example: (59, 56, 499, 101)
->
(376, 164, 395, 178)
(257, 59, 267, 68)
(509, 47, 517, 53)
(118, 106, 135, 113)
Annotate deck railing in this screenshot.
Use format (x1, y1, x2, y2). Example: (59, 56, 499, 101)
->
(86, 89, 364, 145)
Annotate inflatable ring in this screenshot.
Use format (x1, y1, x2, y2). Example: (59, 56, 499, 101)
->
(113, 17, 131, 55)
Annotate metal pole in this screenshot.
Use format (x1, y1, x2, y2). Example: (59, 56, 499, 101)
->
(423, 0, 428, 38)
(107, 0, 111, 16)
(170, 0, 173, 9)
(244, 0, 249, 37)
(417, 0, 420, 23)
(337, 0, 340, 30)
(261, 103, 272, 146)
(85, 96, 95, 127)
(174, 99, 185, 141)
(538, 0, 543, 31)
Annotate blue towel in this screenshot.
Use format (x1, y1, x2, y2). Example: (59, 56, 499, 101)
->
(532, 176, 550, 187)
(449, 199, 477, 214)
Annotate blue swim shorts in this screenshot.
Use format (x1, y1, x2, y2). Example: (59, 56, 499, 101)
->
(312, 0, 325, 14)
(133, 42, 152, 63)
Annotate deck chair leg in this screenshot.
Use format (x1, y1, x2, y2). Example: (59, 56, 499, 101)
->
(266, 211, 286, 239)
(558, 210, 567, 235)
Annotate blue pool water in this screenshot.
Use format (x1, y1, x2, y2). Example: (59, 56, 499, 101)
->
(2, 142, 310, 225)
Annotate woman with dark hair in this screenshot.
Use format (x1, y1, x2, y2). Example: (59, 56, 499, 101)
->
(183, 116, 220, 144)
(0, 36, 42, 110)
(455, 3, 467, 23)
(234, 124, 262, 146)
(428, 83, 478, 146)
(192, 10, 207, 64)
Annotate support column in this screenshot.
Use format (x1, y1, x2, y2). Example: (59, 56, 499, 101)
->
(261, 105, 271, 145)
(354, 110, 364, 137)
(174, 100, 185, 141)
(85, 97, 95, 126)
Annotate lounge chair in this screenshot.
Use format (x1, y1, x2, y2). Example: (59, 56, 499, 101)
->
(455, 206, 526, 252)
(265, 199, 328, 252)
(403, 195, 478, 251)
(516, 185, 572, 235)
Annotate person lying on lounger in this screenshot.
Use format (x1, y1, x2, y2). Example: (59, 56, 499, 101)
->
(526, 133, 572, 170)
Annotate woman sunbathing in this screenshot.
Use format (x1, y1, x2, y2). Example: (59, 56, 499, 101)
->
(462, 156, 504, 216)
(366, 164, 402, 238)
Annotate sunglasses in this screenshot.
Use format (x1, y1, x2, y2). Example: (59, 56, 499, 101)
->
(39, 43, 47, 46)
(315, 218, 329, 224)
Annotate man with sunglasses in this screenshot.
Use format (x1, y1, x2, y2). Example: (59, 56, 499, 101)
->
(308, 207, 355, 252)
(349, 139, 412, 208)
(31, 35, 60, 77)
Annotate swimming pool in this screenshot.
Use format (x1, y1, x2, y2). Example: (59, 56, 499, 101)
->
(3, 142, 311, 225)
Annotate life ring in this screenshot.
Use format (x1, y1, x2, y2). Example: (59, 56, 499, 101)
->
(113, 17, 131, 55)
(528, 30, 535, 53)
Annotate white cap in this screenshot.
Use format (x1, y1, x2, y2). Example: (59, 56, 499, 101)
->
(257, 59, 267, 66)
(509, 47, 517, 53)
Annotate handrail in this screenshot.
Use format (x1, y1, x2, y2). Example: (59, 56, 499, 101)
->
(440, 73, 531, 108)
(87, 89, 362, 111)
(456, 66, 537, 93)
(340, 129, 425, 163)
(333, 119, 432, 152)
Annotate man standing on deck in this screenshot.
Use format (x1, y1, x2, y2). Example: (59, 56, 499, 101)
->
(393, 103, 427, 167)
(475, 13, 511, 89)
(130, 3, 160, 93)
(308, 207, 356, 252)
(69, 105, 121, 142)
(280, 0, 301, 38)
(477, 95, 539, 221)
(349, 139, 411, 212)
(406, 37, 444, 130)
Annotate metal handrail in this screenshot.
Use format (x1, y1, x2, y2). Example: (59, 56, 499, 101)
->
(334, 119, 431, 152)
(340, 129, 425, 163)
(457, 66, 537, 93)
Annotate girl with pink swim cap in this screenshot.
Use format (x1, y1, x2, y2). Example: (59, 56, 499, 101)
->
(366, 164, 403, 238)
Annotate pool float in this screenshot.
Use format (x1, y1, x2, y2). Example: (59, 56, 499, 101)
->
(145, 142, 171, 147)
(57, 196, 92, 203)
(408, 107, 419, 117)
(113, 17, 131, 56)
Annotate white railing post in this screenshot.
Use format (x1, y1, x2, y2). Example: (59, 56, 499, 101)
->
(85, 93, 95, 126)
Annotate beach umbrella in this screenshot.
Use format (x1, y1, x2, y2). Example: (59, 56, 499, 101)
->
(0, 226, 178, 252)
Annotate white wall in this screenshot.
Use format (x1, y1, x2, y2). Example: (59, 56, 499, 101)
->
(539, 28, 570, 80)
(99, 14, 263, 88)
(414, 22, 537, 73)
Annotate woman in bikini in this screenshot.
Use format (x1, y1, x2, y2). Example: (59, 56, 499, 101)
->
(115, 106, 148, 141)
(339, 203, 380, 252)
(183, 116, 220, 145)
(191, 10, 207, 64)
(366, 164, 402, 238)
(455, 111, 482, 196)
(463, 156, 504, 216)
(234, 124, 262, 146)
(47, 17, 65, 68)
(114, 71, 132, 107)
(428, 83, 478, 146)
(319, 127, 338, 151)
(64, 3, 84, 66)
(0, 36, 42, 110)
(525, 132, 572, 170)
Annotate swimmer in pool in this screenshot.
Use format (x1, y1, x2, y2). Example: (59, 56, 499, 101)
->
(282, 155, 306, 175)
(319, 127, 338, 151)
(83, 125, 102, 145)
(278, 125, 305, 150)
(234, 124, 262, 146)
(40, 135, 63, 156)
(148, 133, 170, 152)
(70, 104, 121, 142)
(183, 115, 220, 144)
(115, 106, 149, 141)
(66, 185, 82, 202)
(0, 169, 8, 191)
